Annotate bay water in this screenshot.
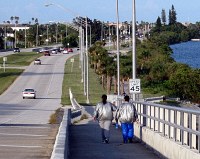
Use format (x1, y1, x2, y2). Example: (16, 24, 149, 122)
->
(170, 41, 200, 69)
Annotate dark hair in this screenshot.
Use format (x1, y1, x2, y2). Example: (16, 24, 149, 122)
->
(102, 94, 107, 99)
(124, 95, 129, 101)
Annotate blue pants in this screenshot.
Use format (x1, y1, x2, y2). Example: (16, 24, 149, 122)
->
(121, 123, 134, 143)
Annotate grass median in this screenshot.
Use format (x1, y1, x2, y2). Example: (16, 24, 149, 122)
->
(0, 52, 43, 95)
(61, 55, 106, 106)
(0, 52, 42, 67)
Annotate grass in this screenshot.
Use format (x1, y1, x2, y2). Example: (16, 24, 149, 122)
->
(0, 52, 43, 95)
(49, 108, 64, 124)
(0, 52, 42, 67)
(0, 68, 24, 95)
(61, 55, 106, 106)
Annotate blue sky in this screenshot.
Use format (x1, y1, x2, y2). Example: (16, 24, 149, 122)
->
(0, 0, 200, 24)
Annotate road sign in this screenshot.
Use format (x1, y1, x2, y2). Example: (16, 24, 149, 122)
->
(129, 79, 141, 94)
(70, 58, 74, 63)
(3, 57, 7, 62)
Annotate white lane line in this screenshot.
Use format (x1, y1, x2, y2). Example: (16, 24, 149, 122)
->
(0, 133, 47, 137)
(0, 145, 42, 148)
(0, 126, 51, 129)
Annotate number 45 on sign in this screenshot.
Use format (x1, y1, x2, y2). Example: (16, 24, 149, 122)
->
(129, 79, 141, 94)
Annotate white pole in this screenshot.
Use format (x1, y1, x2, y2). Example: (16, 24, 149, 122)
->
(25, 25, 27, 48)
(86, 17, 89, 103)
(4, 25, 6, 50)
(56, 24, 58, 44)
(83, 29, 86, 95)
(132, 0, 136, 101)
(116, 0, 120, 96)
(109, 23, 111, 50)
(47, 25, 49, 45)
(89, 25, 92, 47)
(36, 24, 38, 47)
(14, 23, 17, 48)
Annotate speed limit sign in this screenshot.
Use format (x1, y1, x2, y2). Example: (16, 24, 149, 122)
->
(129, 79, 141, 94)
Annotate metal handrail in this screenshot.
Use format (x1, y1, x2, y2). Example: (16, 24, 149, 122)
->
(118, 100, 200, 153)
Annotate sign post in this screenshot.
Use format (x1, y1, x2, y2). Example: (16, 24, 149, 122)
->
(129, 79, 141, 94)
(3, 57, 7, 72)
(70, 58, 74, 72)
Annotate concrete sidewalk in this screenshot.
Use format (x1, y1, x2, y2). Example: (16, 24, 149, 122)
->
(69, 107, 160, 159)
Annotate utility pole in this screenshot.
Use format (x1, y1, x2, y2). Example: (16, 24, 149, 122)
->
(132, 0, 136, 101)
(116, 0, 120, 96)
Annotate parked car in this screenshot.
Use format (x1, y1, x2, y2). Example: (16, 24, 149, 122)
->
(44, 51, 51, 56)
(22, 89, 36, 99)
(34, 58, 41, 65)
(68, 48, 73, 53)
(13, 47, 20, 53)
(63, 49, 69, 54)
(51, 49, 58, 54)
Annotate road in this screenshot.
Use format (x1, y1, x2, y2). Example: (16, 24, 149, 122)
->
(0, 44, 62, 57)
(0, 51, 77, 158)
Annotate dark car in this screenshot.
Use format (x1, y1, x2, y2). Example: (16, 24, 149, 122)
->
(44, 51, 51, 56)
(13, 48, 20, 53)
(68, 48, 73, 53)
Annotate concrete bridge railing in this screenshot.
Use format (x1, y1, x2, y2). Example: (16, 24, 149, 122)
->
(132, 101, 200, 159)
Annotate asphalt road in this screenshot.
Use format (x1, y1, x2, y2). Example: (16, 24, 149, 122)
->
(0, 50, 77, 158)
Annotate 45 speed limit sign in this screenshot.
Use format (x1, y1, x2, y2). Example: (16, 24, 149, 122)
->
(129, 79, 141, 94)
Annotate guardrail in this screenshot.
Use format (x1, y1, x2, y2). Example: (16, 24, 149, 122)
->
(132, 101, 200, 154)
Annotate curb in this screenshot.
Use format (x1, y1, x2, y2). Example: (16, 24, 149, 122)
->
(51, 108, 71, 159)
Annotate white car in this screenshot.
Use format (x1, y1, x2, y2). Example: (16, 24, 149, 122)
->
(22, 89, 36, 99)
(34, 59, 41, 65)
(63, 49, 68, 54)
(51, 49, 58, 54)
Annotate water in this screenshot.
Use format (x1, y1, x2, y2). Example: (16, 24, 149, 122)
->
(170, 41, 200, 68)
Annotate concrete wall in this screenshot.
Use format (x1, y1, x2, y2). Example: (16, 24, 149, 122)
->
(134, 124, 200, 159)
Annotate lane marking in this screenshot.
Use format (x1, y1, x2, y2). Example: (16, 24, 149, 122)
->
(0, 126, 51, 129)
(0, 145, 42, 148)
(0, 133, 47, 137)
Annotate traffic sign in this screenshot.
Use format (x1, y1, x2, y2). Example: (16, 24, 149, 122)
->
(129, 79, 141, 94)
(3, 57, 7, 62)
(70, 58, 74, 63)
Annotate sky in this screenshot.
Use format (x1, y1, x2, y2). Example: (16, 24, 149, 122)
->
(0, 0, 200, 24)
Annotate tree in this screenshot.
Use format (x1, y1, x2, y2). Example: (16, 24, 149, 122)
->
(155, 16, 162, 32)
(62, 34, 78, 48)
(161, 9, 166, 25)
(169, 5, 177, 25)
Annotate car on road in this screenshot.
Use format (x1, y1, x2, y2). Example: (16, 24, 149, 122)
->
(22, 89, 36, 99)
(34, 58, 41, 65)
(13, 47, 20, 53)
(44, 51, 51, 56)
(51, 49, 58, 54)
(63, 49, 69, 54)
(68, 48, 73, 53)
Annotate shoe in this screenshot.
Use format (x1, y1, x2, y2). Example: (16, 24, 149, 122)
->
(123, 140, 128, 144)
(128, 139, 133, 143)
(105, 139, 109, 144)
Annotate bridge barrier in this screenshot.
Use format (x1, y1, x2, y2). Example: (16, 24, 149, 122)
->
(131, 101, 200, 159)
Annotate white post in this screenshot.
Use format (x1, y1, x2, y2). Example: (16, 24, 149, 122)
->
(25, 25, 27, 48)
(86, 17, 89, 104)
(132, 0, 136, 101)
(109, 23, 111, 50)
(36, 24, 39, 47)
(14, 23, 17, 48)
(47, 24, 49, 45)
(116, 0, 120, 96)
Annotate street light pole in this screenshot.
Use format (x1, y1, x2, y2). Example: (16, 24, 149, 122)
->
(116, 0, 120, 96)
(47, 24, 49, 45)
(86, 17, 89, 103)
(25, 25, 27, 48)
(132, 0, 136, 101)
